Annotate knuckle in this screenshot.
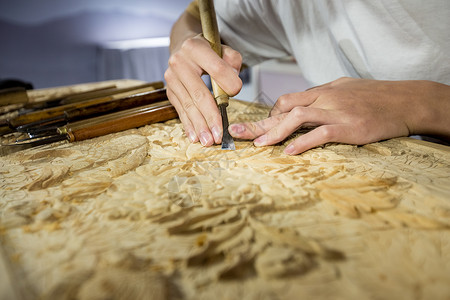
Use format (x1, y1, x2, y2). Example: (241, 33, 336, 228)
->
(191, 88, 209, 104)
(164, 69, 172, 82)
(276, 94, 291, 109)
(268, 127, 282, 143)
(205, 110, 220, 125)
(204, 116, 214, 126)
(180, 38, 196, 53)
(274, 114, 286, 124)
(332, 76, 351, 86)
(248, 122, 259, 136)
(319, 126, 335, 141)
(290, 106, 305, 119)
(270, 105, 282, 116)
(225, 48, 242, 64)
(172, 105, 184, 118)
(182, 100, 195, 112)
(233, 50, 243, 63)
(210, 60, 227, 75)
(168, 53, 181, 68)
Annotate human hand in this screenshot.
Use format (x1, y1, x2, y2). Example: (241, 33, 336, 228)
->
(229, 77, 449, 155)
(165, 34, 242, 146)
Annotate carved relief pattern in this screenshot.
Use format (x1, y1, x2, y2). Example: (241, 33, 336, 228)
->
(1, 99, 449, 299)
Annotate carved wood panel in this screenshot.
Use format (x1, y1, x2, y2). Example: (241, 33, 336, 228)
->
(1, 84, 449, 299)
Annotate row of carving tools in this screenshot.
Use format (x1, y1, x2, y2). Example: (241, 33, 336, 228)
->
(0, 81, 178, 156)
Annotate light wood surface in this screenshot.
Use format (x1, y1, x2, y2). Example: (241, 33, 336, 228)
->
(0, 81, 449, 300)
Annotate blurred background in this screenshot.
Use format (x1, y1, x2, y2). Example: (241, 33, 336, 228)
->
(0, 0, 309, 103)
(0, 0, 190, 88)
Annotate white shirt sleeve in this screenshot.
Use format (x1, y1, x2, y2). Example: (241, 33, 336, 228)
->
(215, 0, 291, 66)
(215, 0, 450, 86)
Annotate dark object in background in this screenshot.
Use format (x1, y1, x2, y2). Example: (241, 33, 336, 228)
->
(0, 87, 29, 107)
(0, 79, 33, 90)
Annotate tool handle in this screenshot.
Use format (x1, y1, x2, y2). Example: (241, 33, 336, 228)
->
(60, 81, 164, 105)
(23, 85, 117, 110)
(66, 100, 171, 130)
(65, 88, 167, 121)
(10, 86, 162, 127)
(62, 102, 178, 142)
(199, 0, 229, 107)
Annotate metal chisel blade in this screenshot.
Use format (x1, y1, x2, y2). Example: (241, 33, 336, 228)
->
(219, 104, 235, 150)
(0, 134, 67, 156)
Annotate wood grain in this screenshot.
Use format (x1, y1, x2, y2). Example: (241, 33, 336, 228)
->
(9, 87, 165, 127)
(67, 102, 177, 142)
(0, 81, 449, 300)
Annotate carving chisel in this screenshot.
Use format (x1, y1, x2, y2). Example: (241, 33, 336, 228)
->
(0, 101, 177, 156)
(18, 81, 161, 112)
(0, 87, 168, 135)
(198, 0, 235, 150)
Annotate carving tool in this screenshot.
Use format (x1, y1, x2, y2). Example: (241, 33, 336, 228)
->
(0, 86, 117, 129)
(0, 101, 177, 156)
(0, 87, 168, 135)
(21, 80, 164, 111)
(198, 0, 236, 150)
(19, 85, 118, 113)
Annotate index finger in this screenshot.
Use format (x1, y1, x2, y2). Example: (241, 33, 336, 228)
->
(270, 90, 319, 117)
(183, 37, 242, 97)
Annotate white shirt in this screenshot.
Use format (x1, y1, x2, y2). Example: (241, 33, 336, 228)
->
(215, 0, 450, 86)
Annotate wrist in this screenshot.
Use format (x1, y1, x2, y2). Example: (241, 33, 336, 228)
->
(409, 81, 450, 139)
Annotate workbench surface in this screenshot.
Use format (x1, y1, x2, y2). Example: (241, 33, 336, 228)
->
(1, 81, 449, 300)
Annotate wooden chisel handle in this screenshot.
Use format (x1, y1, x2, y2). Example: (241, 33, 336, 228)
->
(61, 102, 178, 142)
(198, 0, 229, 107)
(23, 85, 117, 110)
(60, 81, 164, 105)
(66, 101, 172, 131)
(10, 86, 163, 127)
(64, 88, 167, 121)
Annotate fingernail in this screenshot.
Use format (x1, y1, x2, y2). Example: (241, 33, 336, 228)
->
(230, 124, 245, 134)
(254, 135, 267, 146)
(211, 126, 221, 142)
(284, 144, 295, 155)
(200, 131, 212, 146)
(187, 130, 197, 143)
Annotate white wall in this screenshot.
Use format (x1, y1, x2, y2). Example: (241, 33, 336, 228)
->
(0, 0, 191, 88)
(0, 0, 190, 25)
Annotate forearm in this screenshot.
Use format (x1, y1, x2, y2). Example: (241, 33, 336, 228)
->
(169, 11, 202, 54)
(409, 81, 450, 140)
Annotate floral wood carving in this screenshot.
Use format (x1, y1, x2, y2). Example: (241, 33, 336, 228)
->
(1, 95, 449, 299)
